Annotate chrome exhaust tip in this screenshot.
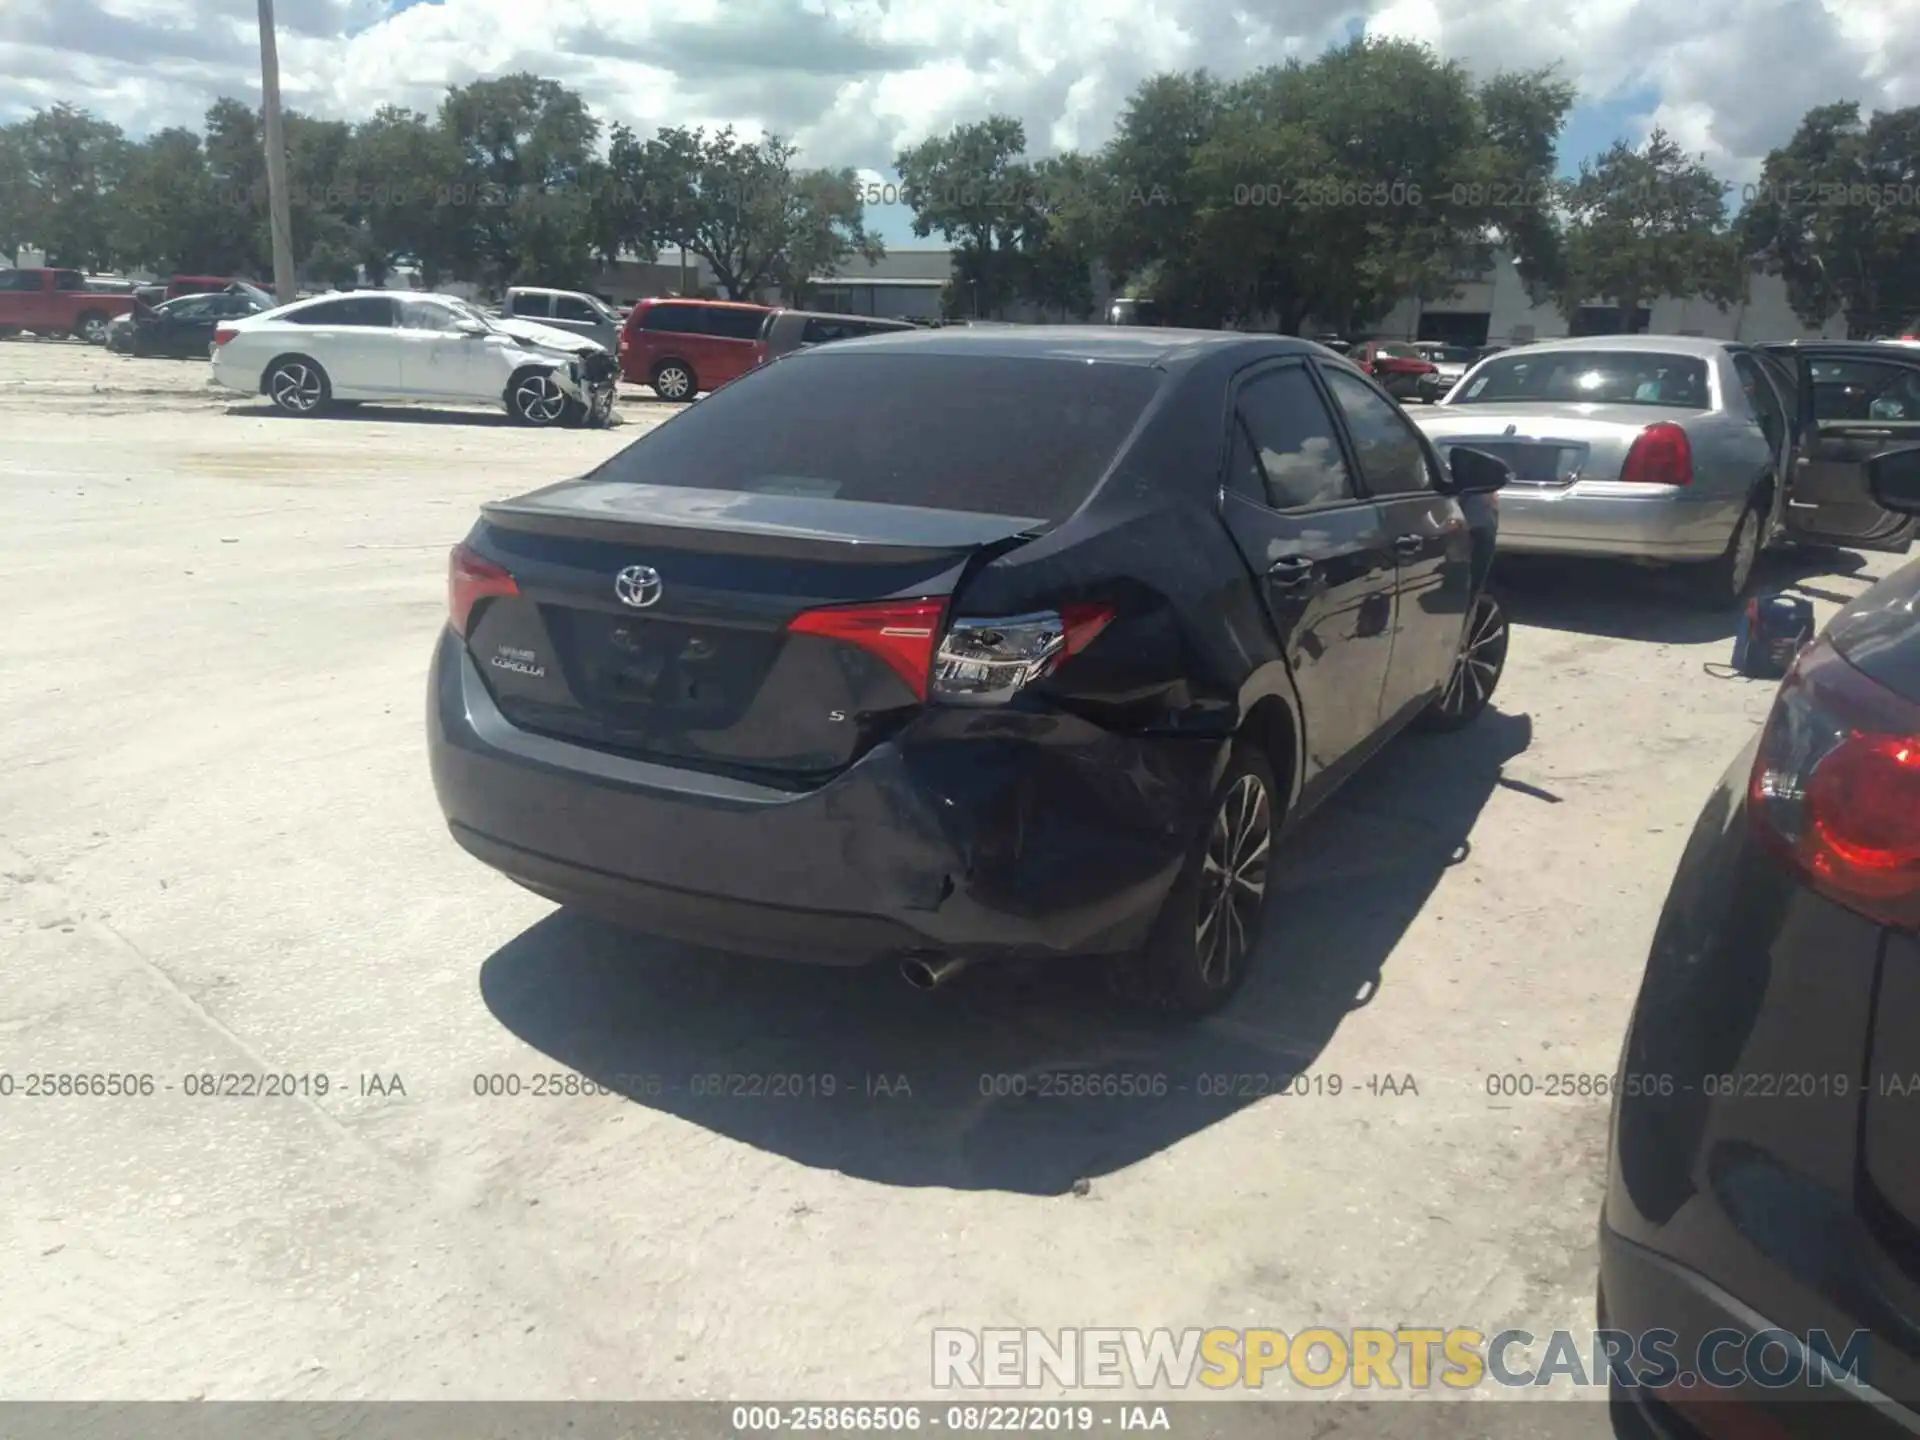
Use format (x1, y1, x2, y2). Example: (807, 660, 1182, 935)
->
(900, 954, 970, 991)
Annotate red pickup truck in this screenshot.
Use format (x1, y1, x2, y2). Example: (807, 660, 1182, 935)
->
(0, 267, 138, 344)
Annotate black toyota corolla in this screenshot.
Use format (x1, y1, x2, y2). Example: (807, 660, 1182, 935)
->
(428, 327, 1511, 1014)
(1603, 446, 1920, 1435)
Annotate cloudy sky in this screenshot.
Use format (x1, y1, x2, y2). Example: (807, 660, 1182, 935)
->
(0, 0, 1913, 247)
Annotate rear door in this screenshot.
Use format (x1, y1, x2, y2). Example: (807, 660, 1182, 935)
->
(1214, 360, 1398, 782)
(1318, 364, 1476, 724)
(1784, 350, 1920, 551)
(282, 295, 400, 392)
(698, 305, 769, 387)
(154, 293, 219, 357)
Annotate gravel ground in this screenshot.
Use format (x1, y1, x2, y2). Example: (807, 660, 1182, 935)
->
(0, 338, 1899, 1418)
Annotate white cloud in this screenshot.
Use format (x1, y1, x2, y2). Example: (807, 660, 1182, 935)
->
(0, 0, 1910, 182)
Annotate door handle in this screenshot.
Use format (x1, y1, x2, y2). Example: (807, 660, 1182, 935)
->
(1393, 534, 1425, 559)
(1267, 556, 1315, 588)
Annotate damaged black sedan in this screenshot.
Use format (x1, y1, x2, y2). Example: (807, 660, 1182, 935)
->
(427, 328, 1512, 1014)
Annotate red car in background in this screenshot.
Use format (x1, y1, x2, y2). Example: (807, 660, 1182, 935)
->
(617, 297, 774, 401)
(1351, 339, 1440, 401)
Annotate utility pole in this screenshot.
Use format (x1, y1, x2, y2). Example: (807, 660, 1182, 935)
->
(256, 0, 298, 304)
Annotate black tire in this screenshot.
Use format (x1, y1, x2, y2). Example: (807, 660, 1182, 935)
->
(1685, 496, 1764, 609)
(1111, 742, 1278, 1018)
(651, 359, 697, 402)
(507, 368, 569, 426)
(77, 311, 111, 345)
(1416, 588, 1509, 732)
(264, 355, 331, 416)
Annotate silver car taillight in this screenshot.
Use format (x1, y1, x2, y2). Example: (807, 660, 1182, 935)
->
(931, 605, 1115, 706)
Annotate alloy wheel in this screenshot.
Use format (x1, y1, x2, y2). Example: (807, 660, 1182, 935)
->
(270, 363, 322, 413)
(1436, 593, 1508, 723)
(80, 316, 109, 344)
(514, 372, 566, 425)
(654, 365, 692, 400)
(1194, 772, 1271, 989)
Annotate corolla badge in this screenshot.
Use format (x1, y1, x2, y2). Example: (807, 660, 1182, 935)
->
(614, 564, 663, 608)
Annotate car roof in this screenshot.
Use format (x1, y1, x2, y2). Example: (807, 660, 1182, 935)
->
(1500, 334, 1731, 359)
(776, 309, 913, 325)
(819, 325, 1334, 369)
(635, 296, 771, 311)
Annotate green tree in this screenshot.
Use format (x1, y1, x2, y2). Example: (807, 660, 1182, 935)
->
(896, 116, 1033, 317)
(202, 98, 270, 277)
(763, 166, 883, 307)
(438, 72, 600, 285)
(1738, 102, 1920, 338)
(8, 103, 129, 268)
(1558, 129, 1746, 332)
(113, 128, 218, 273)
(1180, 40, 1573, 333)
(336, 106, 466, 285)
(0, 122, 37, 261)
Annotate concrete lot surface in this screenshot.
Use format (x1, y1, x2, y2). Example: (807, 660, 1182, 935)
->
(0, 341, 1901, 1413)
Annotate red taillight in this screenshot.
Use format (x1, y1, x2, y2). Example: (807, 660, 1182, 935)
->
(1619, 423, 1693, 486)
(1060, 603, 1116, 655)
(213, 326, 238, 347)
(787, 597, 948, 701)
(448, 542, 518, 638)
(1749, 638, 1920, 930)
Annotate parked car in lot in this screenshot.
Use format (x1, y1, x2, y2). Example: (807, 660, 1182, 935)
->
(109, 283, 273, 358)
(0, 266, 136, 344)
(1351, 340, 1441, 401)
(1412, 335, 1917, 606)
(1601, 444, 1920, 1439)
(617, 297, 774, 400)
(162, 274, 249, 302)
(1411, 342, 1478, 401)
(753, 309, 915, 367)
(427, 327, 1514, 1014)
(209, 290, 618, 426)
(501, 287, 621, 354)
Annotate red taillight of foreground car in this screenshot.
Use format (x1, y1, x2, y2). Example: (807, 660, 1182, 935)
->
(787, 597, 949, 701)
(1749, 637, 1920, 930)
(448, 542, 519, 638)
(213, 326, 239, 347)
(1619, 422, 1693, 486)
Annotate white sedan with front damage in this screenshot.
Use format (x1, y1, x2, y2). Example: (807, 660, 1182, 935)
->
(210, 290, 619, 427)
(1411, 334, 1915, 605)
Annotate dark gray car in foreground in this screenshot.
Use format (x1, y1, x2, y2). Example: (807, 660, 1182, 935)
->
(428, 329, 1512, 1015)
(1603, 446, 1920, 1435)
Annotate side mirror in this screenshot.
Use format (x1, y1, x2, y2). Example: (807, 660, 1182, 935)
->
(1866, 443, 1920, 515)
(1446, 445, 1513, 495)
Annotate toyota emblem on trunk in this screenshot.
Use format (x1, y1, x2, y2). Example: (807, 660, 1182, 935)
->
(614, 565, 663, 608)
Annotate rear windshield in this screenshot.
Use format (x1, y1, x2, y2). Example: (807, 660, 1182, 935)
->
(1453, 350, 1712, 409)
(590, 353, 1163, 522)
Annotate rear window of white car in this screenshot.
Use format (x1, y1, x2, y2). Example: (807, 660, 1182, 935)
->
(1455, 351, 1711, 409)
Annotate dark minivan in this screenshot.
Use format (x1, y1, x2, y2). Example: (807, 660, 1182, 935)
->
(428, 327, 1513, 1014)
(753, 309, 914, 367)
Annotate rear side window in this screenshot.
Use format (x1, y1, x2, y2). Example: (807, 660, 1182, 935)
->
(641, 303, 703, 334)
(704, 307, 767, 340)
(1235, 365, 1355, 509)
(287, 296, 395, 327)
(801, 317, 858, 344)
(54, 270, 86, 291)
(505, 292, 547, 318)
(590, 354, 1164, 523)
(1321, 368, 1434, 496)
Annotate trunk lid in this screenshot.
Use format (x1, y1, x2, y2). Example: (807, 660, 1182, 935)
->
(1411, 402, 1706, 486)
(462, 479, 1049, 781)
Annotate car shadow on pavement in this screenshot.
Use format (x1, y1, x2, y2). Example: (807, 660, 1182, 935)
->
(1497, 547, 1872, 644)
(238, 403, 521, 426)
(478, 708, 1535, 1196)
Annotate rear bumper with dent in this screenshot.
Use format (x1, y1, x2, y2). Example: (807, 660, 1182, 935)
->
(427, 630, 1221, 965)
(1495, 482, 1745, 560)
